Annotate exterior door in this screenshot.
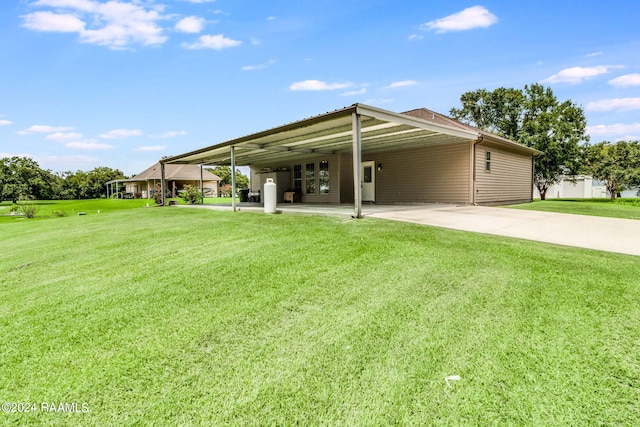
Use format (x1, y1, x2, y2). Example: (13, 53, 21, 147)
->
(361, 161, 375, 202)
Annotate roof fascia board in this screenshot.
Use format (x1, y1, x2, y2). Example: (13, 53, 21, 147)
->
(355, 103, 479, 140)
(480, 134, 543, 155)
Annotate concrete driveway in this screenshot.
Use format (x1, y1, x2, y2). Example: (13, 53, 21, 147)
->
(368, 205, 640, 257)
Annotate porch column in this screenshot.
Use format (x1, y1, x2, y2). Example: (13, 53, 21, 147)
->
(352, 112, 363, 218)
(230, 146, 237, 212)
(160, 163, 166, 206)
(200, 165, 204, 204)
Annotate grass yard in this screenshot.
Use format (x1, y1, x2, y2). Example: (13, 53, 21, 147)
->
(0, 198, 239, 223)
(0, 199, 150, 222)
(1, 204, 639, 425)
(507, 198, 640, 220)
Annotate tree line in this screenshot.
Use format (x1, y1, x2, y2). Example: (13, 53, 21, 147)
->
(0, 158, 252, 203)
(0, 157, 126, 203)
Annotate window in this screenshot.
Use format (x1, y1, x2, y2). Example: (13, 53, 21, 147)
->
(305, 163, 315, 194)
(485, 151, 491, 172)
(363, 165, 372, 183)
(319, 161, 329, 194)
(293, 164, 302, 192)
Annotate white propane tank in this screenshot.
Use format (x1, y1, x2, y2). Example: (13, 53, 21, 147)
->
(264, 178, 277, 214)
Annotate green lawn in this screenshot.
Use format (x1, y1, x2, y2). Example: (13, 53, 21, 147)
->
(0, 199, 151, 222)
(0, 198, 239, 222)
(1, 205, 639, 425)
(507, 198, 640, 220)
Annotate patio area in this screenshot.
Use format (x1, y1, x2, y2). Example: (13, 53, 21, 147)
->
(177, 202, 457, 217)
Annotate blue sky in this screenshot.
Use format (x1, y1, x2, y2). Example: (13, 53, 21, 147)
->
(1, 0, 639, 176)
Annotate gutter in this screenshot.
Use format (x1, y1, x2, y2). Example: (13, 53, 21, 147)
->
(472, 135, 484, 205)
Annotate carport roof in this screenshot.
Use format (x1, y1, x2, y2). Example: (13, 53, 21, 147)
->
(161, 103, 525, 167)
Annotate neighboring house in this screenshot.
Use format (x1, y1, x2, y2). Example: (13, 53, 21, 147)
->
(159, 104, 541, 216)
(534, 176, 639, 199)
(107, 163, 221, 199)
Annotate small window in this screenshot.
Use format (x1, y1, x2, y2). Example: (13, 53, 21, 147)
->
(305, 163, 315, 194)
(485, 151, 491, 172)
(293, 164, 302, 192)
(363, 165, 372, 183)
(319, 161, 329, 194)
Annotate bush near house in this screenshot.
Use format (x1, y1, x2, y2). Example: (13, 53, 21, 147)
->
(180, 184, 203, 204)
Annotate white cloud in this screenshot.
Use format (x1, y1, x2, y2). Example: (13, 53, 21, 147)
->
(340, 88, 367, 96)
(585, 51, 603, 57)
(133, 145, 167, 152)
(100, 128, 143, 139)
(408, 34, 423, 41)
(542, 65, 623, 84)
(289, 80, 353, 91)
(609, 73, 640, 87)
(149, 131, 187, 139)
(175, 16, 205, 33)
(22, 11, 86, 32)
(386, 80, 417, 89)
(23, 0, 168, 49)
(65, 140, 115, 150)
(0, 120, 12, 126)
(242, 59, 276, 71)
(183, 34, 241, 50)
(587, 98, 640, 112)
(45, 132, 84, 141)
(587, 123, 640, 140)
(267, 16, 276, 21)
(18, 124, 74, 135)
(421, 6, 498, 33)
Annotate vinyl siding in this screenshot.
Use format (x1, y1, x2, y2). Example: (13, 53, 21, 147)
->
(475, 143, 533, 204)
(369, 142, 471, 204)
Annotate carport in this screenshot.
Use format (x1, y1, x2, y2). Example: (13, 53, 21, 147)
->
(160, 103, 479, 218)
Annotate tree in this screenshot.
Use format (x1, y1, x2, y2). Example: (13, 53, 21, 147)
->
(450, 84, 588, 200)
(583, 141, 640, 200)
(58, 167, 126, 199)
(207, 166, 249, 192)
(0, 156, 59, 202)
(57, 170, 85, 199)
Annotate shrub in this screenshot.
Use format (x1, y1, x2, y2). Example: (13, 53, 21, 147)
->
(152, 192, 163, 206)
(180, 185, 203, 205)
(52, 210, 68, 217)
(19, 204, 38, 218)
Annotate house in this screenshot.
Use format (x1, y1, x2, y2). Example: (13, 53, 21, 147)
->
(107, 163, 221, 199)
(159, 104, 541, 217)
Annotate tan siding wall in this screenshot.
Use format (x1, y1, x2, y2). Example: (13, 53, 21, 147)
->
(475, 143, 533, 204)
(366, 142, 471, 204)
